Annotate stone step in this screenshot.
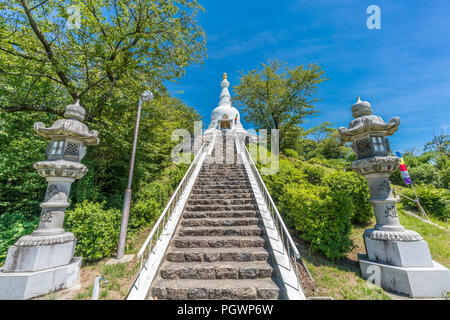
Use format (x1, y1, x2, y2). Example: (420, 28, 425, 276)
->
(199, 169, 245, 173)
(197, 176, 247, 180)
(187, 198, 254, 206)
(173, 236, 265, 248)
(196, 176, 247, 181)
(189, 193, 252, 200)
(178, 226, 263, 237)
(198, 171, 246, 175)
(159, 261, 273, 280)
(165, 247, 269, 263)
(181, 217, 259, 227)
(192, 185, 251, 191)
(185, 204, 256, 212)
(199, 171, 244, 175)
(191, 189, 251, 195)
(201, 166, 244, 170)
(183, 210, 258, 219)
(200, 171, 244, 175)
(195, 180, 249, 186)
(150, 279, 280, 300)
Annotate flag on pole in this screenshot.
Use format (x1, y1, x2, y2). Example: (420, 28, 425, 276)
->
(395, 151, 412, 185)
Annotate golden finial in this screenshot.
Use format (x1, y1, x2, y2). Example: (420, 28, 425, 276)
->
(223, 72, 227, 80)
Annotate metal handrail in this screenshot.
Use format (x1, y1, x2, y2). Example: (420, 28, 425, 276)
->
(133, 142, 206, 289)
(238, 137, 301, 288)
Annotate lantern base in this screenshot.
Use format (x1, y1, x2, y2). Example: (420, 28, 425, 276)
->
(364, 231, 433, 267)
(2, 233, 76, 273)
(0, 257, 81, 300)
(358, 254, 450, 298)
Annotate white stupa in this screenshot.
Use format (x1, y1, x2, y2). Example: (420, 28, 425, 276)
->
(204, 73, 248, 136)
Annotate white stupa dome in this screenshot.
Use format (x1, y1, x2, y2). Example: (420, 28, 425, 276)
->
(206, 73, 245, 133)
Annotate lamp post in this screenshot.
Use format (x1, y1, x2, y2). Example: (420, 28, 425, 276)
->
(117, 90, 154, 260)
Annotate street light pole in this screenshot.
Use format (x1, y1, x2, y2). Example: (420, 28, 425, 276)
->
(117, 90, 154, 260)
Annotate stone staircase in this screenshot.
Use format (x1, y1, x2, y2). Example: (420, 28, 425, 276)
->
(148, 134, 283, 300)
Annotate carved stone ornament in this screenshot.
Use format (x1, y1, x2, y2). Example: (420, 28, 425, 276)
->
(351, 155, 400, 175)
(15, 232, 76, 246)
(33, 159, 88, 179)
(364, 229, 423, 242)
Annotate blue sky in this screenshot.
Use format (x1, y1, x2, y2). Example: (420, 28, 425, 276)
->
(167, 0, 450, 154)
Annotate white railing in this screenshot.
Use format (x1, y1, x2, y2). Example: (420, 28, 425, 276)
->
(239, 139, 301, 291)
(128, 142, 207, 298)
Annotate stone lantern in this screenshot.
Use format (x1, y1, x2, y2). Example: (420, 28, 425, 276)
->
(338, 97, 449, 298)
(0, 100, 99, 300)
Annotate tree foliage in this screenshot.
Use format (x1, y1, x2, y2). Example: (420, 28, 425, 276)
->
(0, 0, 206, 121)
(0, 0, 206, 264)
(233, 60, 326, 148)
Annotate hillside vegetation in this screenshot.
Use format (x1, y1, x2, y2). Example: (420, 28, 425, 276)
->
(256, 129, 449, 261)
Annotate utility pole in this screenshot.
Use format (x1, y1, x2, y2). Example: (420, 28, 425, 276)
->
(117, 91, 154, 260)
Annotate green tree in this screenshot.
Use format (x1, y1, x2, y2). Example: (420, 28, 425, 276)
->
(0, 0, 206, 121)
(233, 60, 327, 149)
(423, 131, 449, 155)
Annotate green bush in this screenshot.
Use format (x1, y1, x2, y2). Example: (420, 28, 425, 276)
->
(401, 184, 449, 221)
(0, 212, 39, 263)
(130, 163, 188, 229)
(302, 163, 327, 185)
(130, 181, 171, 229)
(323, 171, 373, 225)
(282, 149, 299, 159)
(65, 201, 121, 261)
(262, 157, 309, 223)
(281, 182, 353, 260)
(262, 155, 372, 259)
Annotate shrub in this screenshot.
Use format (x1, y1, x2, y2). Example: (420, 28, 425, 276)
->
(130, 181, 171, 229)
(408, 164, 439, 187)
(0, 212, 39, 263)
(65, 201, 121, 261)
(262, 157, 307, 202)
(281, 182, 353, 260)
(401, 184, 449, 221)
(302, 163, 326, 184)
(130, 163, 188, 229)
(323, 171, 373, 225)
(282, 149, 299, 159)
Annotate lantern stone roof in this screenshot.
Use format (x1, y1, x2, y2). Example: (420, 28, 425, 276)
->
(34, 100, 99, 146)
(338, 97, 400, 142)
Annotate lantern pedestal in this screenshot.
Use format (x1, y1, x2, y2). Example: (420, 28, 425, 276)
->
(0, 257, 81, 300)
(2, 236, 76, 273)
(359, 255, 450, 298)
(363, 234, 433, 267)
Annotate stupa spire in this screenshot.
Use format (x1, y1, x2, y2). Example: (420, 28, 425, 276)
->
(219, 72, 231, 107)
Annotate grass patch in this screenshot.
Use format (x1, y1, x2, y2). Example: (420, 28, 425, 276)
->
(397, 206, 449, 267)
(65, 225, 151, 300)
